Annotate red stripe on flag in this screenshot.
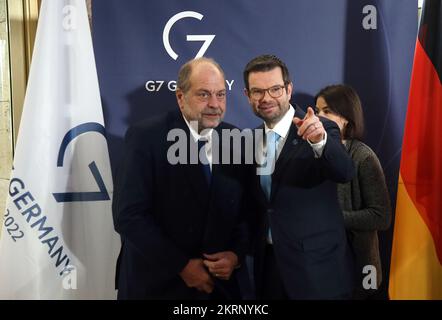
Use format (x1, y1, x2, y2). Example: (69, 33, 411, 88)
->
(400, 39, 442, 263)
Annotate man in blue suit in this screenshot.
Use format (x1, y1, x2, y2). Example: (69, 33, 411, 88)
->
(243, 55, 355, 299)
(113, 57, 249, 299)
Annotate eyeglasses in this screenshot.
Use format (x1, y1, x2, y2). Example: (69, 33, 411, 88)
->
(248, 85, 286, 100)
(194, 90, 227, 102)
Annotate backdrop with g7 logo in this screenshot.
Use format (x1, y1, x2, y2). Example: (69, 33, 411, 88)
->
(93, 0, 417, 297)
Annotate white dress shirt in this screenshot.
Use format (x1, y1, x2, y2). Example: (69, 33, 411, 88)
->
(183, 116, 213, 170)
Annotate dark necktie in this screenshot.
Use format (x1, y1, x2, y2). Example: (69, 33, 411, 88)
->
(198, 138, 212, 184)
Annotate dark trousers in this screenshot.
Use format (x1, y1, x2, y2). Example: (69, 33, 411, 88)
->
(262, 244, 288, 300)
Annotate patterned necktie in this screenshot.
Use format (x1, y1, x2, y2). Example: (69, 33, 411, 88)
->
(260, 131, 279, 200)
(261, 131, 280, 244)
(198, 138, 211, 184)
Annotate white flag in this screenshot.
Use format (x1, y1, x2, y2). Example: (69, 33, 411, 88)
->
(0, 0, 119, 299)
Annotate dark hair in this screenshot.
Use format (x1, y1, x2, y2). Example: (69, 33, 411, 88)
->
(243, 54, 291, 90)
(177, 57, 225, 93)
(315, 84, 364, 140)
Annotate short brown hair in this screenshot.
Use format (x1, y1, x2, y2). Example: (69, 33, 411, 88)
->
(315, 84, 365, 140)
(177, 57, 225, 93)
(243, 54, 291, 90)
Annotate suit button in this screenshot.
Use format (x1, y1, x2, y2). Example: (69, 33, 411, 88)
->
(267, 209, 274, 215)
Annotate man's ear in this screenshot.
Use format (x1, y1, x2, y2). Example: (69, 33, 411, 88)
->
(287, 82, 294, 97)
(176, 89, 185, 111)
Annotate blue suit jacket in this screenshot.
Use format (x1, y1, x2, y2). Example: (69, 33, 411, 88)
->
(113, 110, 249, 299)
(249, 106, 355, 299)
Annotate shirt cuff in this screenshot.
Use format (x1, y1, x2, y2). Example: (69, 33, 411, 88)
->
(308, 131, 327, 158)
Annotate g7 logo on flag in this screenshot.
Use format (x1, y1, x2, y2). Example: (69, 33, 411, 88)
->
(52, 122, 110, 203)
(163, 11, 215, 61)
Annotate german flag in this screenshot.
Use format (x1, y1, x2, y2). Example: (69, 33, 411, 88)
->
(389, 0, 442, 299)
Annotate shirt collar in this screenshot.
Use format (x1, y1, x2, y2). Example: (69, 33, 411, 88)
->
(264, 104, 295, 139)
(182, 114, 213, 143)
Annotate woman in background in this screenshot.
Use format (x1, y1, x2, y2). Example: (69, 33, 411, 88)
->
(315, 84, 391, 299)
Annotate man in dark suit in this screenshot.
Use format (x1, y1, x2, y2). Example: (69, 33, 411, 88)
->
(243, 55, 355, 299)
(113, 57, 249, 299)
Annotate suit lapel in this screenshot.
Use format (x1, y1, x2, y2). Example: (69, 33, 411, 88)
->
(270, 106, 306, 200)
(170, 114, 210, 203)
(272, 125, 302, 180)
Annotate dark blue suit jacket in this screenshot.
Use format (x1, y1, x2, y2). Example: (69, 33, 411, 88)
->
(249, 106, 355, 299)
(113, 110, 249, 299)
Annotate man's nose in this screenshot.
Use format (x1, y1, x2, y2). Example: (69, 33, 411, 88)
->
(207, 93, 219, 107)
